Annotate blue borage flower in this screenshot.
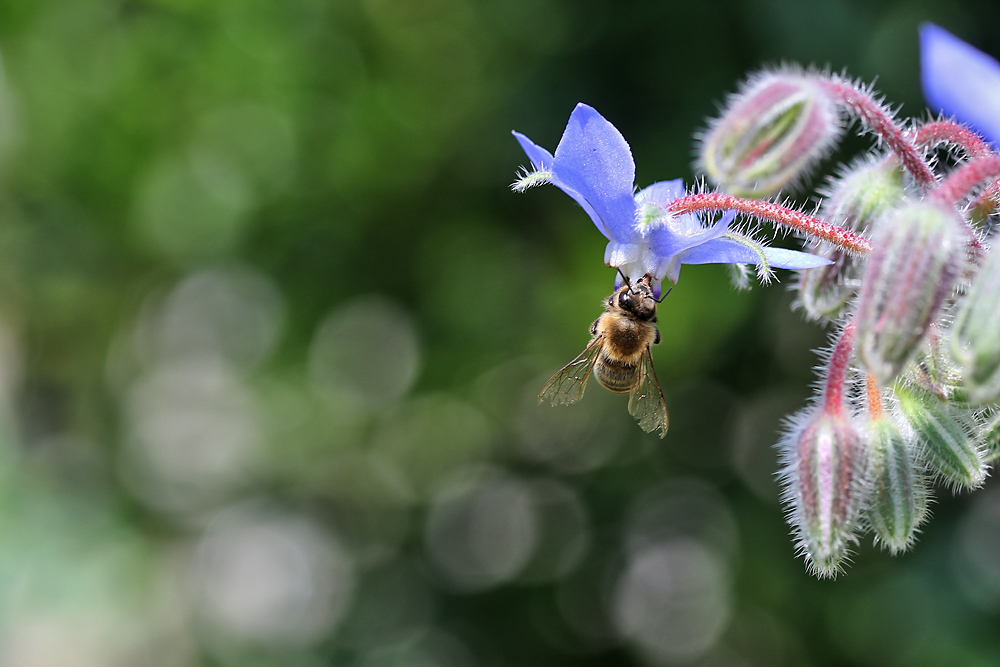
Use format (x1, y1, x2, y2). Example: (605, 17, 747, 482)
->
(512, 103, 830, 295)
(921, 23, 1000, 146)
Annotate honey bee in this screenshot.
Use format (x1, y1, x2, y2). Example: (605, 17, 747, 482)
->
(538, 273, 669, 438)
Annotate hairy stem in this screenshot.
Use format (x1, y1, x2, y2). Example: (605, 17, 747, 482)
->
(912, 119, 994, 158)
(668, 193, 872, 255)
(913, 120, 1000, 217)
(931, 155, 1000, 208)
(824, 319, 856, 415)
(818, 78, 936, 188)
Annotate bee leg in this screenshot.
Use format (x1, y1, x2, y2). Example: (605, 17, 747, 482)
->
(591, 318, 600, 336)
(653, 326, 661, 345)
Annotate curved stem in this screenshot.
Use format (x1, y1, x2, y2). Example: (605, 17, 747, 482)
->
(913, 119, 1000, 217)
(930, 155, 1000, 208)
(817, 78, 936, 189)
(912, 119, 994, 159)
(668, 192, 873, 255)
(823, 319, 856, 415)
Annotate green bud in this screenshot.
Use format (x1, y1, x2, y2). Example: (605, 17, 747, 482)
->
(866, 416, 929, 554)
(951, 243, 1000, 404)
(699, 69, 842, 198)
(979, 409, 1000, 464)
(798, 160, 907, 321)
(896, 385, 986, 489)
(854, 203, 965, 385)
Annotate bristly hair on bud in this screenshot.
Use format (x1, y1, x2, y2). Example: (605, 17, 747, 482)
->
(865, 410, 931, 555)
(698, 67, 843, 199)
(777, 405, 867, 578)
(978, 408, 1000, 464)
(854, 201, 965, 385)
(951, 239, 1000, 404)
(776, 321, 867, 578)
(796, 156, 908, 321)
(895, 384, 987, 490)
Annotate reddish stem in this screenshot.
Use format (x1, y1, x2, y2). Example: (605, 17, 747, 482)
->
(913, 120, 1000, 215)
(930, 155, 1000, 207)
(818, 78, 936, 189)
(668, 192, 873, 255)
(823, 319, 856, 415)
(912, 120, 994, 158)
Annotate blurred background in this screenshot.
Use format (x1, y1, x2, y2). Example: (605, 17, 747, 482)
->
(0, 0, 997, 665)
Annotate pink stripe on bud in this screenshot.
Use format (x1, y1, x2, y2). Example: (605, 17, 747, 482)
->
(778, 321, 866, 578)
(854, 202, 965, 384)
(798, 159, 906, 321)
(779, 407, 866, 578)
(699, 70, 842, 198)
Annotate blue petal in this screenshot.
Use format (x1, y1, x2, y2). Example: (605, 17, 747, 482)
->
(921, 23, 1000, 146)
(512, 131, 554, 171)
(513, 129, 608, 237)
(677, 239, 832, 269)
(635, 179, 685, 206)
(648, 209, 734, 260)
(551, 104, 638, 243)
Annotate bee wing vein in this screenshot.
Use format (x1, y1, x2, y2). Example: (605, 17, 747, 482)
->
(538, 336, 604, 406)
(628, 346, 669, 438)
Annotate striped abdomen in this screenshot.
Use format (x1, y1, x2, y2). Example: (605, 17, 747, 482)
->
(594, 354, 639, 394)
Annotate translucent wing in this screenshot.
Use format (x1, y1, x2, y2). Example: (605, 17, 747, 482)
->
(538, 336, 604, 406)
(628, 347, 669, 438)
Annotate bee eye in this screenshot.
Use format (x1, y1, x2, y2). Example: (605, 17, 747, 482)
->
(618, 292, 630, 309)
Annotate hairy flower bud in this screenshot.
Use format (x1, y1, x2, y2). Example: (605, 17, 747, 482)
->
(798, 160, 906, 320)
(951, 243, 1000, 404)
(778, 406, 866, 578)
(865, 415, 929, 554)
(896, 386, 986, 489)
(854, 202, 964, 384)
(980, 410, 1000, 464)
(699, 70, 842, 198)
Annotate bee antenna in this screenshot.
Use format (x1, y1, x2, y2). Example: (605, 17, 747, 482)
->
(616, 268, 632, 288)
(654, 287, 672, 303)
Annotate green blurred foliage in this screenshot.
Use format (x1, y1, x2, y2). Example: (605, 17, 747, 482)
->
(0, 0, 997, 665)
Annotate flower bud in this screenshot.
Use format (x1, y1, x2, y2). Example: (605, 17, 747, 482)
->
(699, 70, 842, 198)
(854, 202, 965, 384)
(865, 416, 929, 554)
(797, 160, 906, 321)
(778, 406, 866, 578)
(951, 243, 1000, 404)
(896, 386, 986, 489)
(980, 409, 1000, 464)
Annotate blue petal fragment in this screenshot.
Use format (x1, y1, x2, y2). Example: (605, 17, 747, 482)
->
(921, 23, 1000, 146)
(761, 247, 835, 269)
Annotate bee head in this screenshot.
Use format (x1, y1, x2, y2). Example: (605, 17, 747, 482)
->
(615, 273, 657, 319)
